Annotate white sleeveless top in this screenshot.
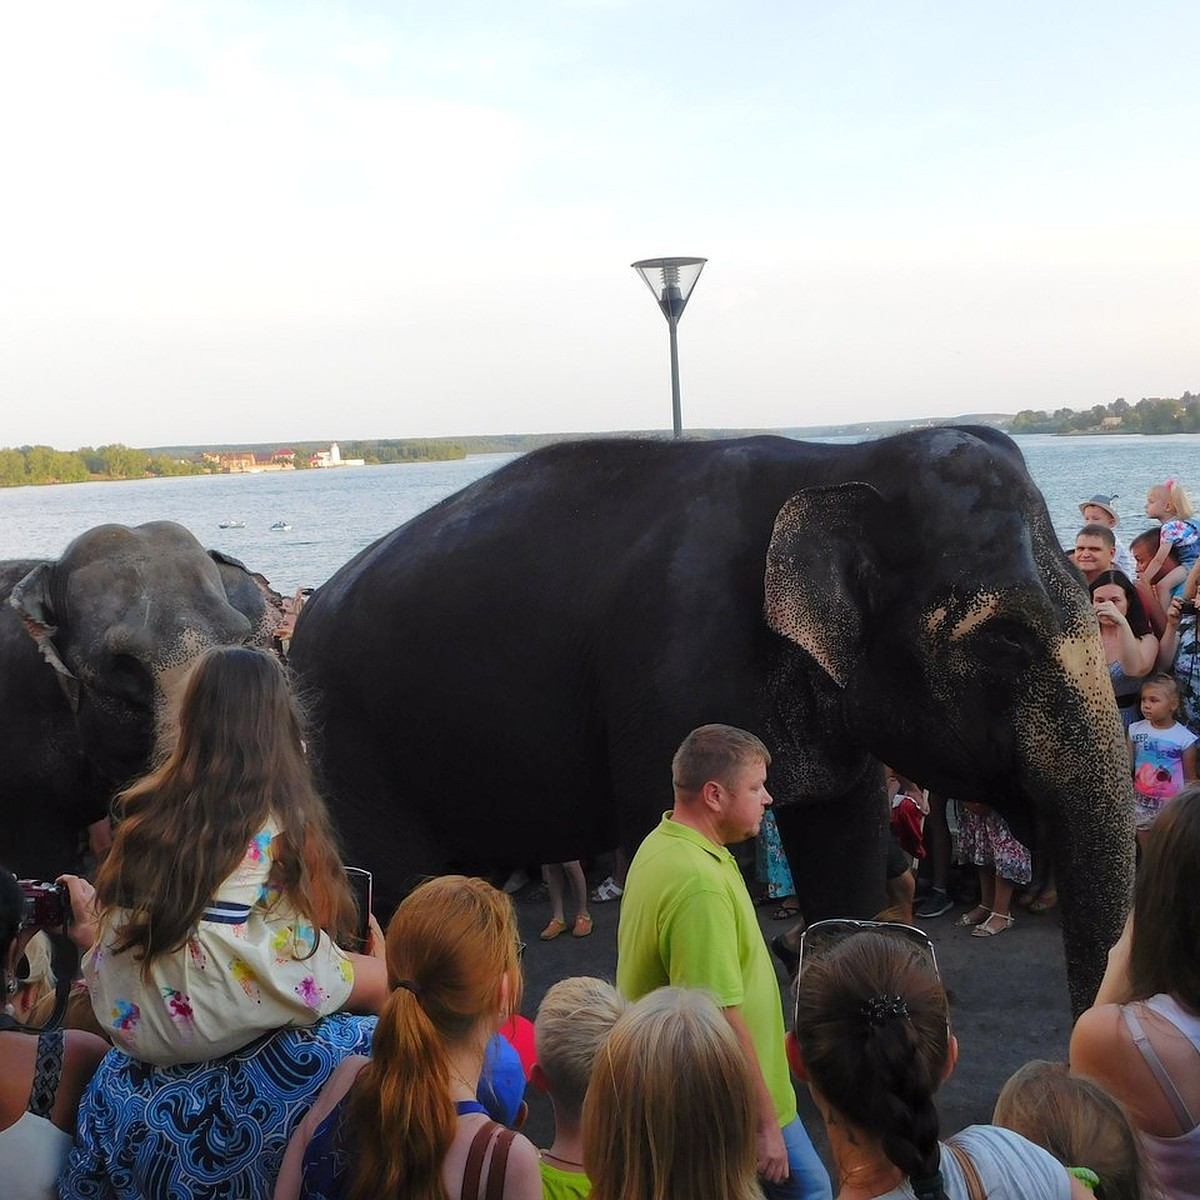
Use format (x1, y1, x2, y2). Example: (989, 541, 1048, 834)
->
(0, 1110, 73, 1200)
(1123, 993, 1200, 1200)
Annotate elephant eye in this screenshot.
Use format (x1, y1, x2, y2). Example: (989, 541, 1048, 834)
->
(976, 619, 1039, 673)
(102, 654, 154, 707)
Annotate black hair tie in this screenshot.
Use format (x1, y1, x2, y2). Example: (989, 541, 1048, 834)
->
(396, 979, 423, 997)
(862, 994, 909, 1025)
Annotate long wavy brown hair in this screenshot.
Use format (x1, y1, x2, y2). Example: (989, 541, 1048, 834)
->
(1127, 784, 1200, 1010)
(94, 646, 354, 965)
(346, 875, 521, 1200)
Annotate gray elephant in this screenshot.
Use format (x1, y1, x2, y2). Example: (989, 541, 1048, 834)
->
(1, 521, 283, 879)
(290, 428, 1133, 1013)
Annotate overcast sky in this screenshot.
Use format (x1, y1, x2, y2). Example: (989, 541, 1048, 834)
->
(3, 2, 1197, 449)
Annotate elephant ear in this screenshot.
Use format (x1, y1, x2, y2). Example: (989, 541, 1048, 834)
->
(9, 562, 81, 711)
(208, 550, 285, 647)
(764, 482, 885, 688)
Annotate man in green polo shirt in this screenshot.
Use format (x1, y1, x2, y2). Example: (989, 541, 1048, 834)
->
(616, 724, 831, 1200)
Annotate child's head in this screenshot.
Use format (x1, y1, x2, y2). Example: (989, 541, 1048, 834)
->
(994, 1061, 1152, 1200)
(1139, 674, 1180, 725)
(96, 645, 356, 961)
(583, 988, 760, 1200)
(348, 875, 523, 1200)
(1146, 479, 1194, 521)
(1079, 494, 1120, 529)
(534, 976, 626, 1126)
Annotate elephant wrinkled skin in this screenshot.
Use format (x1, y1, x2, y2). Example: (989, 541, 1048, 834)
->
(1, 521, 283, 879)
(291, 429, 1133, 1013)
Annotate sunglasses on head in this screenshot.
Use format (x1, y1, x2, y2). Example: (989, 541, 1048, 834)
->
(792, 918, 941, 1034)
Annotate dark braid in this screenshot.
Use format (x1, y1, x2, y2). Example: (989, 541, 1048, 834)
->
(866, 1021, 946, 1199)
(794, 931, 950, 1200)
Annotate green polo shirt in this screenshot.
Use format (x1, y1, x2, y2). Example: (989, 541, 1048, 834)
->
(616, 812, 797, 1127)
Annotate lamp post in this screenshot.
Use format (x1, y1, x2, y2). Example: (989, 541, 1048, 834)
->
(631, 256, 707, 438)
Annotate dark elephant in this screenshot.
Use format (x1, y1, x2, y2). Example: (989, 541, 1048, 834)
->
(290, 429, 1133, 1013)
(1, 521, 283, 879)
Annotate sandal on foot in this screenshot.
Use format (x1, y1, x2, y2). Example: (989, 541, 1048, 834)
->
(771, 901, 802, 920)
(971, 911, 1015, 937)
(956, 905, 991, 927)
(540, 918, 568, 941)
(572, 913, 594, 938)
(1029, 890, 1057, 913)
(590, 876, 624, 903)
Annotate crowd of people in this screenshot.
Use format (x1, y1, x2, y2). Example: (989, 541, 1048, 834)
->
(1, 480, 1198, 1200)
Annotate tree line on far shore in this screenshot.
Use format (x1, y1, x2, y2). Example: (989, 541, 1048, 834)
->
(0, 439, 469, 488)
(0, 445, 206, 488)
(1010, 393, 1200, 435)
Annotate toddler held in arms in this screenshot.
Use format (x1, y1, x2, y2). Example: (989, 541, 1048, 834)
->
(68, 646, 387, 1066)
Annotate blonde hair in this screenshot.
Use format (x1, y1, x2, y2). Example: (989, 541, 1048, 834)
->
(346, 876, 521, 1200)
(535, 976, 626, 1120)
(994, 1061, 1154, 1200)
(582, 988, 760, 1200)
(1151, 480, 1194, 520)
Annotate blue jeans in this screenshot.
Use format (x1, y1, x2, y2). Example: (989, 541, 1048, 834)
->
(761, 1115, 833, 1200)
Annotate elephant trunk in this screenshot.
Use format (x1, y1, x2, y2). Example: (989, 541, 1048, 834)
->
(1016, 626, 1134, 1017)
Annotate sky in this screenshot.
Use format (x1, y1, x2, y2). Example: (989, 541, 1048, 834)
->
(2, 1, 1198, 449)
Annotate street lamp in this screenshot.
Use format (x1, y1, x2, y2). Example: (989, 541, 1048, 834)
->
(631, 256, 707, 438)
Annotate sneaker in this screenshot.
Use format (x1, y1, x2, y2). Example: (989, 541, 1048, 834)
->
(590, 876, 624, 903)
(915, 889, 953, 919)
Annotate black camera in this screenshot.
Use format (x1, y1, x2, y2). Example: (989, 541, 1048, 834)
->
(1180, 599, 1198, 617)
(18, 881, 71, 933)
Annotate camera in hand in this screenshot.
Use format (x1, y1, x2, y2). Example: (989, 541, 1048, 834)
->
(18, 881, 71, 932)
(1181, 599, 1198, 617)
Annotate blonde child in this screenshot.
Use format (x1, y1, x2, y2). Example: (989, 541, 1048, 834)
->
(531, 977, 627, 1200)
(1144, 479, 1200, 612)
(82, 646, 387, 1066)
(994, 1060, 1155, 1200)
(1128, 674, 1197, 850)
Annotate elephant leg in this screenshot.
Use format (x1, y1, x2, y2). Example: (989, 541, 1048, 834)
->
(773, 780, 889, 926)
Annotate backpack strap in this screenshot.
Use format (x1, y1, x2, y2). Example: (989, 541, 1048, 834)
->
(28, 1026, 65, 1119)
(461, 1120, 517, 1200)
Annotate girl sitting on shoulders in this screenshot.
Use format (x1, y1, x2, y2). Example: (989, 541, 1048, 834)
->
(1144, 479, 1200, 614)
(76, 646, 387, 1066)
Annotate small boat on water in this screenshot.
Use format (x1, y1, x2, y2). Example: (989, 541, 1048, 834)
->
(217, 519, 246, 529)
(269, 520, 292, 532)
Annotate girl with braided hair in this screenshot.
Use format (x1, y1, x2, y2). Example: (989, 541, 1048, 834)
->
(786, 922, 1091, 1200)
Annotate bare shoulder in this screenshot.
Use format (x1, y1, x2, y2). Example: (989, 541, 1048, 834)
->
(51, 1029, 112, 1131)
(500, 1131, 543, 1200)
(1069, 1004, 1129, 1078)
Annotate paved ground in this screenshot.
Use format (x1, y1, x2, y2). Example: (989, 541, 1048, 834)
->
(509, 881, 1072, 1168)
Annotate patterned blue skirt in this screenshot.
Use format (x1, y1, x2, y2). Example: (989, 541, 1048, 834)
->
(60, 1013, 376, 1200)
